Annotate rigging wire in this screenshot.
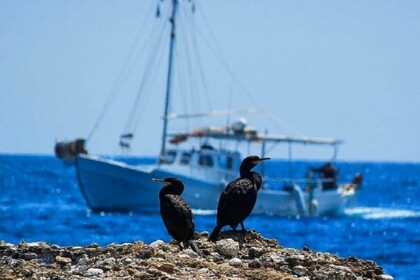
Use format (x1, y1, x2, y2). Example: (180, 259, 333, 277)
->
(187, 3, 213, 114)
(178, 3, 203, 129)
(194, 6, 261, 106)
(192, 4, 304, 137)
(168, 2, 209, 133)
(183, 5, 202, 117)
(130, 2, 179, 142)
(132, 30, 169, 135)
(122, 8, 170, 135)
(181, 2, 213, 114)
(174, 11, 193, 126)
(86, 1, 157, 143)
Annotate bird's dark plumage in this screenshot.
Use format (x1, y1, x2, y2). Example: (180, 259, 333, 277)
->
(209, 155, 270, 241)
(154, 177, 200, 255)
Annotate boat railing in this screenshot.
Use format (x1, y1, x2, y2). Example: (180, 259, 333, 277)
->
(169, 160, 238, 181)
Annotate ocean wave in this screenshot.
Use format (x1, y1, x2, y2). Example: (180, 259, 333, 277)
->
(192, 209, 217, 215)
(344, 207, 420, 220)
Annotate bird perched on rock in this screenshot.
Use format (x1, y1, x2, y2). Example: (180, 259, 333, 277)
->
(153, 177, 201, 255)
(209, 155, 270, 241)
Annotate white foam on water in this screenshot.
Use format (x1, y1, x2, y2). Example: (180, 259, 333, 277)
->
(192, 209, 217, 215)
(345, 207, 420, 220)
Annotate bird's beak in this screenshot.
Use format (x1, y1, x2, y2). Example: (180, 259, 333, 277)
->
(152, 178, 165, 184)
(255, 157, 270, 164)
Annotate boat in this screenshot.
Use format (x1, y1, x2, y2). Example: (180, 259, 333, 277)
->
(75, 0, 361, 216)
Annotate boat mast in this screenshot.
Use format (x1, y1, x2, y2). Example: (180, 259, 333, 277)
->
(160, 0, 178, 164)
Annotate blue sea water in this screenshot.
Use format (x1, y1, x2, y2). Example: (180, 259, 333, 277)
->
(0, 155, 419, 279)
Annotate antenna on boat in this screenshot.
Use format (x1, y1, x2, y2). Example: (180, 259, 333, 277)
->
(160, 0, 179, 164)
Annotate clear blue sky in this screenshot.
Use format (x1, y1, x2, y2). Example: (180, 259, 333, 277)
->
(1, 0, 419, 162)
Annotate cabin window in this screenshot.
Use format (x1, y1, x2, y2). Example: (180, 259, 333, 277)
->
(201, 143, 214, 150)
(165, 150, 177, 164)
(180, 152, 192, 165)
(226, 156, 234, 170)
(199, 155, 213, 167)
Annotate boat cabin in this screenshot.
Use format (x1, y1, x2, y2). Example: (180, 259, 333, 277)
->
(163, 145, 242, 173)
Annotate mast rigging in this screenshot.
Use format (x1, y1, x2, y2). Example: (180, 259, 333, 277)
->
(160, 0, 179, 163)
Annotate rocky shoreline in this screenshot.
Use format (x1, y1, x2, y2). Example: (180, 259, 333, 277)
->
(0, 231, 393, 279)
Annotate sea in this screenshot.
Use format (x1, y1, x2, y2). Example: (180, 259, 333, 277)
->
(0, 155, 419, 279)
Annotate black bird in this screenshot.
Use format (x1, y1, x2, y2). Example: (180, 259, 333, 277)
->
(153, 177, 201, 255)
(209, 155, 270, 241)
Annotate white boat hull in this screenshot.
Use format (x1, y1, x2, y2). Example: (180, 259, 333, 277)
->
(76, 154, 356, 216)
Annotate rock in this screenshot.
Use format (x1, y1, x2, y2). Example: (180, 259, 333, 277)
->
(103, 257, 116, 266)
(155, 249, 167, 259)
(316, 263, 357, 279)
(270, 254, 285, 264)
(38, 252, 55, 264)
(77, 254, 89, 265)
(0, 231, 390, 280)
(0, 241, 15, 249)
(199, 268, 209, 273)
(293, 265, 309, 276)
(158, 262, 176, 274)
(22, 252, 37, 260)
(178, 253, 191, 259)
(55, 256, 72, 265)
(286, 254, 305, 266)
(248, 247, 264, 258)
(26, 242, 50, 250)
(202, 249, 211, 255)
(149, 240, 165, 248)
(182, 248, 199, 258)
(214, 238, 239, 257)
(248, 260, 262, 269)
(84, 268, 104, 276)
(137, 247, 154, 259)
(229, 257, 242, 267)
(123, 257, 133, 264)
(329, 264, 354, 273)
(209, 251, 223, 262)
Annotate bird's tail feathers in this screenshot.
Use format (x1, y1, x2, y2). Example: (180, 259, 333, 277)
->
(208, 225, 222, 242)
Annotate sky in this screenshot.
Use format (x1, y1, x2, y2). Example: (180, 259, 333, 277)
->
(1, 0, 419, 162)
